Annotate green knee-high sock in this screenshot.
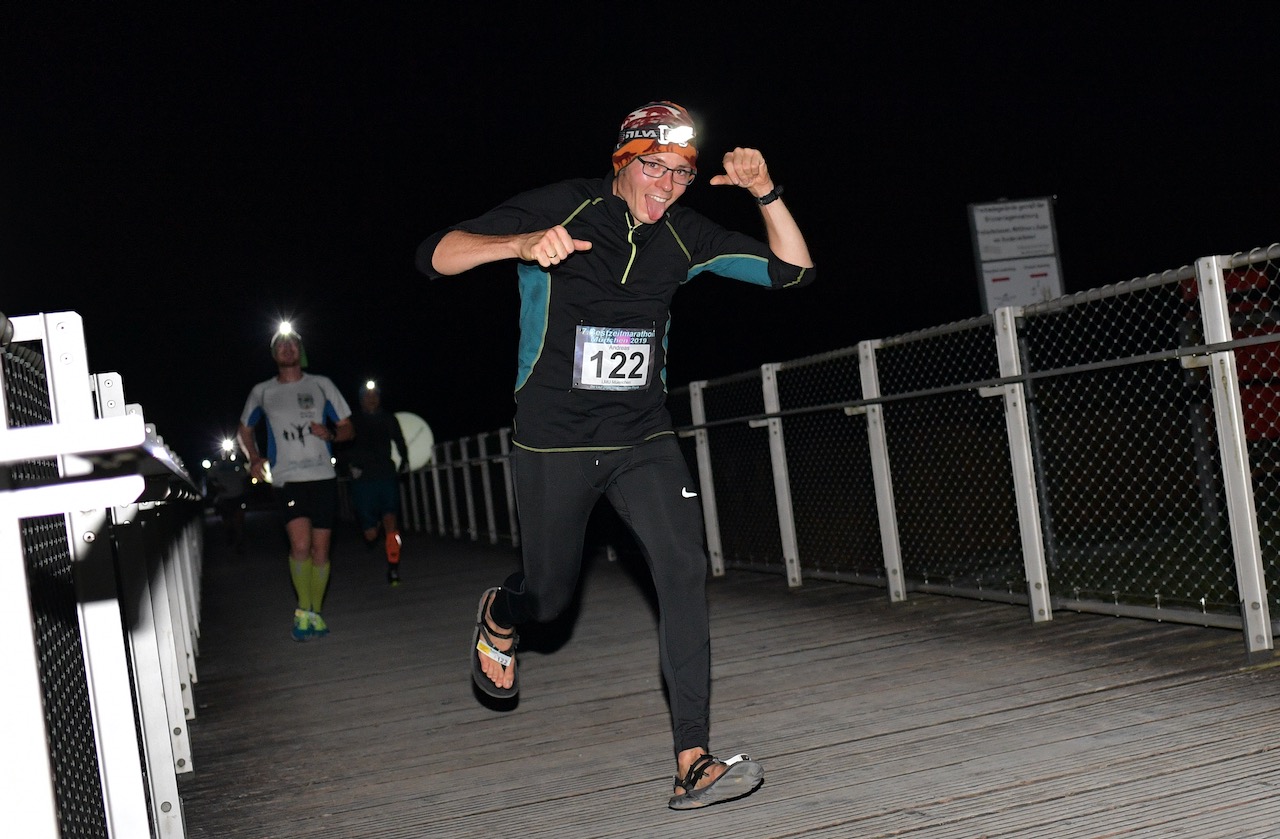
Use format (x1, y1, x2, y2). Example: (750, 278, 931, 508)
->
(290, 558, 312, 611)
(310, 560, 331, 614)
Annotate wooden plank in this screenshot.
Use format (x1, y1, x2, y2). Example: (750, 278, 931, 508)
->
(178, 511, 1280, 838)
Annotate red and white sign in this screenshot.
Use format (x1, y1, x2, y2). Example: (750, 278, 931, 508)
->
(980, 258, 1062, 309)
(969, 197, 1064, 313)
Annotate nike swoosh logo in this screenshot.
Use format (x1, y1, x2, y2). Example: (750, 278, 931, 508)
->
(681, 487, 698, 498)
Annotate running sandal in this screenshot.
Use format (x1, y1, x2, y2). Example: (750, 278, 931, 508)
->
(472, 587, 518, 699)
(668, 753, 764, 810)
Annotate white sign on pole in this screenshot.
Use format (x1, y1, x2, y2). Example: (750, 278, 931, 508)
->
(979, 257, 1062, 309)
(968, 197, 1064, 313)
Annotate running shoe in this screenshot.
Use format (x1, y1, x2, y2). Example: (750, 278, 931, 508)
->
(387, 563, 400, 586)
(291, 609, 312, 642)
(309, 611, 329, 638)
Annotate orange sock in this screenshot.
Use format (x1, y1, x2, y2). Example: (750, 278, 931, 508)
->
(385, 530, 401, 565)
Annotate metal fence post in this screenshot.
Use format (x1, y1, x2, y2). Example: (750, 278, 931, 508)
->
(858, 340, 906, 602)
(401, 463, 422, 532)
(988, 307, 1052, 622)
(430, 443, 447, 537)
(688, 381, 725, 577)
(442, 441, 462, 539)
(1196, 254, 1273, 656)
(477, 432, 498, 544)
(46, 315, 161, 838)
(458, 436, 478, 541)
(755, 363, 802, 586)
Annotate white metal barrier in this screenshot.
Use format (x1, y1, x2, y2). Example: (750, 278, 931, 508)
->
(1, 310, 203, 839)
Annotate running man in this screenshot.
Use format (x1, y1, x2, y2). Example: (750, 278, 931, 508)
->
(415, 101, 815, 809)
(237, 324, 353, 641)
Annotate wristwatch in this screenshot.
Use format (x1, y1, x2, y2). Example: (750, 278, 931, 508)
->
(756, 185, 784, 206)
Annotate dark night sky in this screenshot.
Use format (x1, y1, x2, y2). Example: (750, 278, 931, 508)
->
(2, 4, 1275, 466)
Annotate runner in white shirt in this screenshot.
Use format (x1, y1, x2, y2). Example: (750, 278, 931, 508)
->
(238, 325, 353, 641)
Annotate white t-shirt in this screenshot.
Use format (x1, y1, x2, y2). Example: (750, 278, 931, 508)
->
(240, 373, 352, 486)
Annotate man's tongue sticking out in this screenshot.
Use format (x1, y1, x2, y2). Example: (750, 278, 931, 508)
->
(645, 193, 668, 222)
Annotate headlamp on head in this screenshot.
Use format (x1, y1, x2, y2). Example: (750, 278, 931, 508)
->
(269, 320, 309, 368)
(612, 101, 699, 175)
(660, 124, 695, 146)
(271, 321, 298, 347)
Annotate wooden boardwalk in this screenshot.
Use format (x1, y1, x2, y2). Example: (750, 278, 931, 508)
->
(177, 510, 1280, 838)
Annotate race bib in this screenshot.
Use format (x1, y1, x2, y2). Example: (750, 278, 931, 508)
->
(572, 325, 656, 391)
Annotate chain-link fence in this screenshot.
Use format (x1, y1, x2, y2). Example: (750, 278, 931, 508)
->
(408, 244, 1280, 655)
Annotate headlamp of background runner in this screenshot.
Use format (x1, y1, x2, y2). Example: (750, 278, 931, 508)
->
(270, 320, 309, 368)
(270, 320, 297, 348)
(364, 379, 379, 392)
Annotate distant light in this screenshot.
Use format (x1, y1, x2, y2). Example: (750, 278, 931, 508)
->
(365, 379, 378, 391)
(201, 459, 212, 469)
(221, 438, 235, 453)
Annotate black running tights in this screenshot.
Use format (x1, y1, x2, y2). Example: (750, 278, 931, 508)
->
(496, 436, 712, 755)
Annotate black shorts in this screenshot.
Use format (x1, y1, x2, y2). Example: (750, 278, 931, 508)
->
(274, 479, 338, 529)
(350, 478, 400, 530)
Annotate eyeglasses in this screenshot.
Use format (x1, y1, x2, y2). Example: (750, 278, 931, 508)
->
(636, 156, 697, 186)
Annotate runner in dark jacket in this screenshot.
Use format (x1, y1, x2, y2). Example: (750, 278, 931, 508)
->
(343, 381, 410, 584)
(416, 100, 815, 810)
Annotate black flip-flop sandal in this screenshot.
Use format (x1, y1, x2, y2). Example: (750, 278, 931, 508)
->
(472, 587, 519, 699)
(668, 753, 764, 810)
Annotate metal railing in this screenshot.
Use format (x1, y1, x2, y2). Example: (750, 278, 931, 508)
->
(405, 245, 1280, 659)
(1, 310, 204, 839)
